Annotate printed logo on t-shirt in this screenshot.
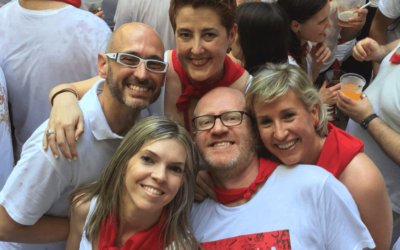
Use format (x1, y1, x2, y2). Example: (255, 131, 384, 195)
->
(201, 229, 291, 250)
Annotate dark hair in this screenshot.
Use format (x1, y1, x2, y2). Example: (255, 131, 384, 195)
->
(169, 0, 237, 34)
(236, 2, 290, 75)
(277, 0, 328, 67)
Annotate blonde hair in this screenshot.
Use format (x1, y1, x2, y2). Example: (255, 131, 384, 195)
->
(69, 116, 200, 250)
(246, 63, 330, 137)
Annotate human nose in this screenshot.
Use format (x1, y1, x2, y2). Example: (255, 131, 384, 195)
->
(210, 117, 229, 134)
(326, 18, 332, 29)
(133, 60, 150, 81)
(273, 122, 288, 141)
(191, 37, 204, 55)
(151, 165, 167, 183)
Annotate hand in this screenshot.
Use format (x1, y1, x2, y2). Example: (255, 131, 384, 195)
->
(347, 4, 368, 30)
(318, 81, 341, 106)
(94, 10, 105, 20)
(195, 170, 216, 202)
(352, 38, 379, 62)
(336, 91, 375, 123)
(311, 43, 331, 64)
(43, 92, 84, 161)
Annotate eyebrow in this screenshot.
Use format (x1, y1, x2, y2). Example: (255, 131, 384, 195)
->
(141, 149, 185, 166)
(202, 28, 218, 33)
(256, 108, 296, 119)
(319, 17, 328, 24)
(121, 51, 163, 62)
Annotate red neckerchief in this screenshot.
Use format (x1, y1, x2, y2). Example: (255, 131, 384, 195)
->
(390, 47, 400, 64)
(98, 211, 166, 250)
(316, 123, 364, 178)
(172, 50, 245, 131)
(288, 44, 308, 57)
(213, 158, 280, 204)
(53, 0, 81, 8)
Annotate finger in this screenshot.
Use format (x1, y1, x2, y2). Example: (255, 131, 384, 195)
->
(47, 133, 60, 159)
(321, 81, 327, 89)
(315, 43, 326, 57)
(74, 115, 85, 141)
(338, 90, 354, 105)
(43, 127, 49, 151)
(321, 49, 331, 62)
(195, 187, 208, 202)
(331, 82, 342, 91)
(65, 126, 78, 160)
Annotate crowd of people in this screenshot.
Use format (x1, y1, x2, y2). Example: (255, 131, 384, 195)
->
(0, 0, 399, 249)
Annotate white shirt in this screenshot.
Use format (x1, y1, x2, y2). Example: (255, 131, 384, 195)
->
(346, 41, 400, 214)
(191, 164, 375, 250)
(0, 0, 111, 161)
(0, 79, 163, 250)
(114, 0, 176, 51)
(379, 0, 400, 42)
(0, 67, 13, 191)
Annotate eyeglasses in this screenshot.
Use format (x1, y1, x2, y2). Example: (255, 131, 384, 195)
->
(192, 111, 252, 131)
(105, 53, 168, 73)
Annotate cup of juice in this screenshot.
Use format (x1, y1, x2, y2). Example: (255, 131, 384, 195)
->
(340, 73, 366, 100)
(337, 0, 366, 27)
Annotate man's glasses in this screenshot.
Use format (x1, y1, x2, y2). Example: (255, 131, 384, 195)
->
(105, 53, 168, 73)
(192, 111, 252, 131)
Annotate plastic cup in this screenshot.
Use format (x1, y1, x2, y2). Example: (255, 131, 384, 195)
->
(325, 70, 346, 88)
(340, 73, 366, 100)
(337, 0, 365, 27)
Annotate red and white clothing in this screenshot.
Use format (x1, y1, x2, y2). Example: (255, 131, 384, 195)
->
(191, 162, 375, 250)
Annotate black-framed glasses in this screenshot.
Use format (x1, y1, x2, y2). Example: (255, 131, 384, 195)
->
(192, 111, 252, 131)
(105, 53, 168, 73)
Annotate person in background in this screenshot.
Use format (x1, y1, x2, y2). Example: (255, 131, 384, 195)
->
(0, 0, 111, 162)
(338, 37, 400, 250)
(0, 66, 13, 191)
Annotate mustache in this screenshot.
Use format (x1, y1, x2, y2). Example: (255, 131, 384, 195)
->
(122, 77, 156, 90)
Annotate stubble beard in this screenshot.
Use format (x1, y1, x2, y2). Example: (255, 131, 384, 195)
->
(107, 66, 159, 111)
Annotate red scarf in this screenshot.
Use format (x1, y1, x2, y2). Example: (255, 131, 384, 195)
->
(172, 50, 245, 131)
(390, 47, 400, 64)
(98, 211, 166, 250)
(288, 43, 308, 57)
(316, 123, 364, 178)
(52, 0, 81, 8)
(214, 158, 280, 204)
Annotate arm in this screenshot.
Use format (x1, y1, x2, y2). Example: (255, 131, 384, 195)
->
(369, 8, 397, 75)
(0, 206, 69, 243)
(352, 38, 400, 63)
(340, 6, 368, 41)
(340, 153, 393, 250)
(43, 76, 100, 160)
(195, 170, 216, 202)
(337, 91, 400, 165)
(66, 198, 91, 250)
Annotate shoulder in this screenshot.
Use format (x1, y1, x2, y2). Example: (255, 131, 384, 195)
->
(71, 194, 92, 227)
(339, 153, 386, 197)
(230, 70, 250, 93)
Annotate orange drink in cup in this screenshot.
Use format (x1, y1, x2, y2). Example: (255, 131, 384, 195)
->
(340, 73, 366, 100)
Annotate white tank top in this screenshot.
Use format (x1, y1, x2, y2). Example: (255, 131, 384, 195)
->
(79, 196, 98, 250)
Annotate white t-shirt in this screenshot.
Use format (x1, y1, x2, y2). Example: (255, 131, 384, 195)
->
(346, 41, 400, 214)
(114, 0, 176, 51)
(0, 1, 111, 161)
(379, 0, 400, 42)
(0, 79, 163, 250)
(0, 67, 13, 191)
(191, 164, 375, 250)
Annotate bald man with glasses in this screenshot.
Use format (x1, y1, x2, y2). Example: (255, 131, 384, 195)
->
(0, 23, 167, 250)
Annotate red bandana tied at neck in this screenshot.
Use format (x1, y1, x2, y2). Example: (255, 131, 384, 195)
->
(390, 47, 400, 64)
(213, 158, 280, 204)
(52, 0, 81, 8)
(172, 50, 245, 131)
(288, 43, 308, 57)
(98, 211, 166, 250)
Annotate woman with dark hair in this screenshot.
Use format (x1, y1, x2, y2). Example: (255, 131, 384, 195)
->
(231, 2, 290, 75)
(66, 116, 200, 249)
(277, 0, 332, 82)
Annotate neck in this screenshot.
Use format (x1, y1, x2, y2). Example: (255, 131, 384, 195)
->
(300, 39, 307, 47)
(98, 87, 141, 136)
(115, 189, 163, 247)
(211, 155, 260, 207)
(19, 0, 68, 10)
(305, 135, 326, 165)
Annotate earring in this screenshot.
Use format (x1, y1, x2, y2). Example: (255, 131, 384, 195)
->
(315, 121, 319, 126)
(226, 47, 232, 54)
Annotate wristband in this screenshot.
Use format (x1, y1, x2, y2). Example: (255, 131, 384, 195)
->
(50, 88, 78, 106)
(360, 114, 378, 130)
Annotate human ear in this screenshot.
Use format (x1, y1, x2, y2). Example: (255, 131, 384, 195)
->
(97, 53, 108, 79)
(228, 24, 238, 48)
(290, 20, 300, 33)
(311, 102, 320, 123)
